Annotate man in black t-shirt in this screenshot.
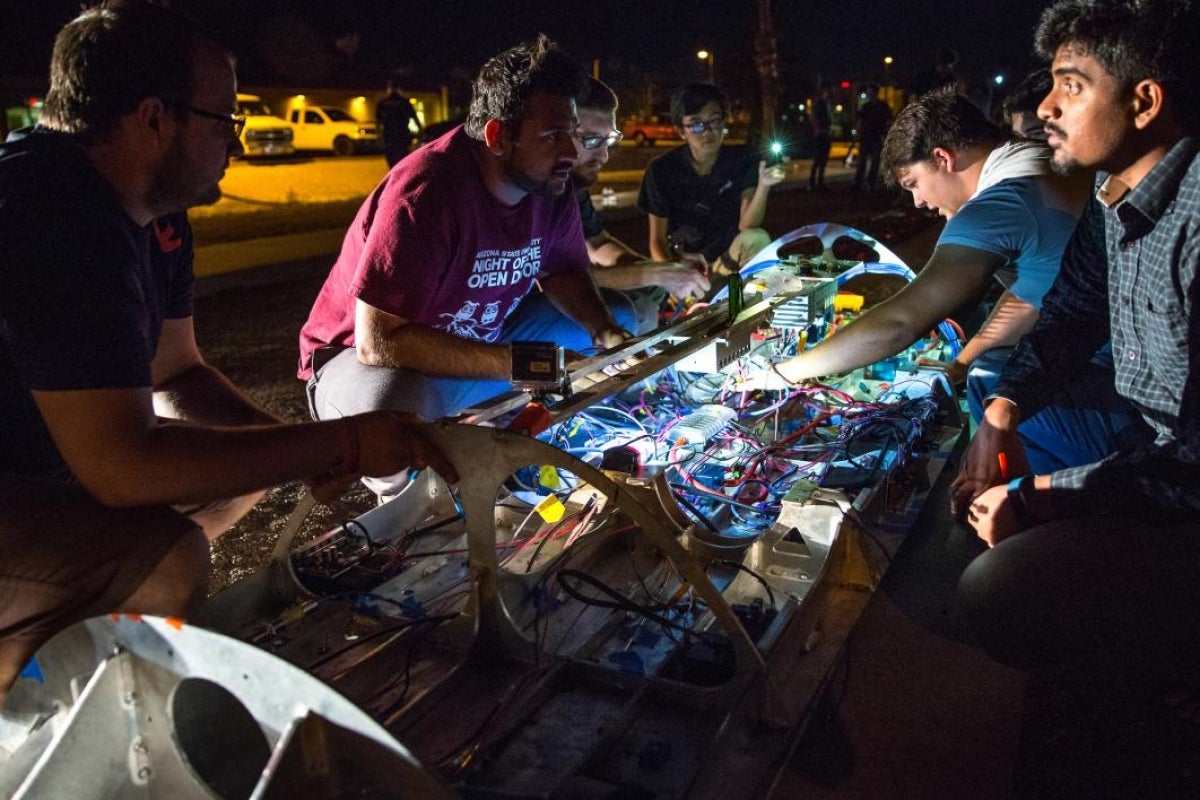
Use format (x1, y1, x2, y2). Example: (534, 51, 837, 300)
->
(0, 2, 452, 706)
(637, 83, 783, 290)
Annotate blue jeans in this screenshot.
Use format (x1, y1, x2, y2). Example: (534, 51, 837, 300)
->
(966, 346, 1152, 473)
(306, 288, 640, 423)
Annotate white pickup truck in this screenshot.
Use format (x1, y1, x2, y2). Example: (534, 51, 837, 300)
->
(287, 106, 380, 156)
(235, 93, 294, 157)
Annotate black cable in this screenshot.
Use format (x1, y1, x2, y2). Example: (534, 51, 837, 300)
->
(399, 512, 465, 549)
(707, 559, 777, 609)
(305, 613, 458, 671)
(342, 519, 374, 554)
(379, 615, 454, 726)
(555, 569, 691, 635)
(671, 490, 722, 534)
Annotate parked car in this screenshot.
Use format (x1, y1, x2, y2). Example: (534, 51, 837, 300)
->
(234, 93, 294, 158)
(287, 106, 380, 156)
(621, 114, 679, 146)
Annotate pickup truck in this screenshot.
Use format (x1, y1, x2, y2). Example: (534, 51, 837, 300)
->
(287, 106, 380, 156)
(620, 115, 680, 146)
(235, 93, 294, 158)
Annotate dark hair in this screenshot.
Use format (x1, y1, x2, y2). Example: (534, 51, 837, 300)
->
(670, 83, 728, 127)
(881, 87, 1007, 183)
(41, 0, 227, 144)
(1035, 0, 1200, 131)
(578, 77, 618, 114)
(464, 34, 587, 140)
(1002, 68, 1053, 123)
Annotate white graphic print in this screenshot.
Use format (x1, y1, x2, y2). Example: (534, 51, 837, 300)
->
(438, 239, 544, 341)
(481, 300, 501, 325)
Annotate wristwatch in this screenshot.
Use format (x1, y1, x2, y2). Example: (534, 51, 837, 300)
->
(1006, 474, 1036, 529)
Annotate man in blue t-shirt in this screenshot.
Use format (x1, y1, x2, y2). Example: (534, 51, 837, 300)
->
(766, 89, 1144, 474)
(0, 3, 451, 706)
(637, 83, 784, 289)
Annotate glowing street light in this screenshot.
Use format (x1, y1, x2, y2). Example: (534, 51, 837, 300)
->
(883, 55, 895, 86)
(697, 49, 715, 83)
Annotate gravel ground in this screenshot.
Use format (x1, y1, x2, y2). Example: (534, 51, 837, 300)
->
(195, 182, 941, 593)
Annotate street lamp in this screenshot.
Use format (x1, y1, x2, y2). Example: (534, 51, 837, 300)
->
(883, 56, 894, 86)
(697, 49, 715, 83)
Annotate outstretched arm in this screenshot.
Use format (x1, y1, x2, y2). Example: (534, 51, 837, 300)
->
(774, 244, 1004, 383)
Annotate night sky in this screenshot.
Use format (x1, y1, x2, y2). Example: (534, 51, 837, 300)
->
(4, 1, 1055, 108)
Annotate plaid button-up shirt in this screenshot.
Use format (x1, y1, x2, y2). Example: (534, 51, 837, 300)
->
(994, 136, 1200, 520)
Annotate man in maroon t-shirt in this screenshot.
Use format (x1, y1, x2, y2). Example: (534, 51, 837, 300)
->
(300, 36, 627, 448)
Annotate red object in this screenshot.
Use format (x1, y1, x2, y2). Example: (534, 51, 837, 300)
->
(508, 403, 553, 437)
(997, 452, 1010, 480)
(840, 80, 851, 89)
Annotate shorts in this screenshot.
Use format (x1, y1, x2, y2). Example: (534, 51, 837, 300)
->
(0, 475, 199, 645)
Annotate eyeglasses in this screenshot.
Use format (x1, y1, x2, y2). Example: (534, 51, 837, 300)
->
(172, 103, 246, 139)
(682, 115, 728, 136)
(575, 130, 623, 150)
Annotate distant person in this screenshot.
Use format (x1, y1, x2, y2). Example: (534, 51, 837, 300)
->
(637, 82, 784, 292)
(300, 36, 630, 497)
(907, 47, 961, 103)
(0, 1, 452, 707)
(1002, 68, 1053, 139)
(853, 84, 892, 191)
(808, 86, 833, 190)
(376, 72, 422, 167)
(508, 78, 708, 334)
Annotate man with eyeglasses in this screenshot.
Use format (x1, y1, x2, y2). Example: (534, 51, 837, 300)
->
(508, 78, 710, 335)
(0, 0, 454, 707)
(637, 83, 783, 292)
(300, 38, 629, 497)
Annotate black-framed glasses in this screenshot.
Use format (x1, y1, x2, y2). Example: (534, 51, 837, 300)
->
(170, 102, 246, 139)
(682, 115, 727, 136)
(575, 130, 623, 150)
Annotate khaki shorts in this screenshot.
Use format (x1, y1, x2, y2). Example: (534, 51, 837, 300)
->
(0, 475, 199, 646)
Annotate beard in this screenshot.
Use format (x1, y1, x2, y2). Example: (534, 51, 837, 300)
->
(572, 159, 603, 188)
(1049, 156, 1075, 176)
(146, 136, 222, 213)
(502, 155, 568, 197)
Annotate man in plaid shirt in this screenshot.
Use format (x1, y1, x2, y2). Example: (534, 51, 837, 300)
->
(957, 0, 1200, 673)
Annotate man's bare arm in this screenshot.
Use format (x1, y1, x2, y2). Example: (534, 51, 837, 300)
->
(539, 271, 625, 345)
(355, 299, 511, 378)
(586, 230, 645, 267)
(647, 213, 673, 262)
(152, 317, 279, 425)
(920, 291, 1040, 382)
(592, 262, 710, 298)
(738, 160, 783, 230)
(33, 386, 452, 508)
(953, 291, 1039, 366)
(775, 244, 1004, 383)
